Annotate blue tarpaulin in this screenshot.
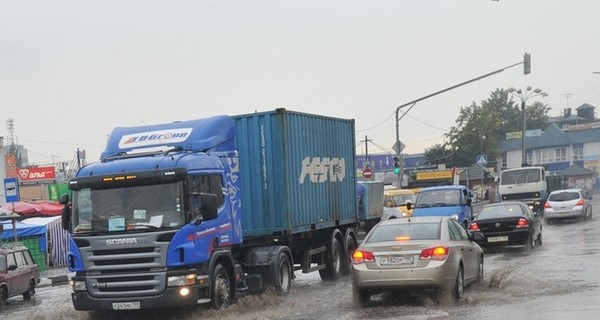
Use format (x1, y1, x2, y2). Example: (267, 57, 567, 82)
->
(0, 220, 47, 243)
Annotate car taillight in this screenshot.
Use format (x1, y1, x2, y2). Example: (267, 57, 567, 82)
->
(516, 218, 530, 228)
(352, 250, 375, 264)
(420, 246, 449, 261)
(575, 199, 585, 207)
(468, 222, 480, 232)
(544, 201, 552, 208)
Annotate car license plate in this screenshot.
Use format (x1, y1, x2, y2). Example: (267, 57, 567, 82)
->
(487, 236, 509, 243)
(112, 302, 141, 310)
(380, 255, 414, 265)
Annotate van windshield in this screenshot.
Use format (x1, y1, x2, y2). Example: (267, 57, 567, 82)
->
(416, 190, 460, 208)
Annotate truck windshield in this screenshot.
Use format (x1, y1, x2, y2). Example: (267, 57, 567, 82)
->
(71, 181, 185, 234)
(416, 190, 460, 208)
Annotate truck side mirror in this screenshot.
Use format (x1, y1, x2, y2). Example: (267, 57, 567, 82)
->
(60, 194, 71, 231)
(406, 202, 412, 210)
(466, 198, 472, 207)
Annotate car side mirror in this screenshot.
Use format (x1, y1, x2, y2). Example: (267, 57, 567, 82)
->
(8, 264, 18, 271)
(469, 231, 484, 242)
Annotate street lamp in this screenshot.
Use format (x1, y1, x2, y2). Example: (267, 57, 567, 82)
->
(507, 86, 548, 167)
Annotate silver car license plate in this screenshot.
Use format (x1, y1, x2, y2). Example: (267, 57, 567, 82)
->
(380, 255, 414, 265)
(112, 302, 141, 310)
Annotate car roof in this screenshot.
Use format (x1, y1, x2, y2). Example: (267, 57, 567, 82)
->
(549, 188, 583, 194)
(384, 189, 415, 196)
(377, 216, 446, 227)
(481, 201, 527, 208)
(419, 185, 466, 192)
(0, 244, 29, 255)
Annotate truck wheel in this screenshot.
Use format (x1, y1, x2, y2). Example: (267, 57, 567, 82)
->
(341, 234, 357, 276)
(319, 237, 342, 281)
(211, 264, 232, 310)
(274, 252, 292, 294)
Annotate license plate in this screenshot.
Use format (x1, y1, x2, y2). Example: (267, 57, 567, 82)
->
(112, 302, 141, 310)
(488, 236, 509, 243)
(380, 255, 414, 265)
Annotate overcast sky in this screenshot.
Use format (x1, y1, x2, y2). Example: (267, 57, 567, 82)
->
(1, 0, 599, 165)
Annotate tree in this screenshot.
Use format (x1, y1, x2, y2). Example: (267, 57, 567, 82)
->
(424, 143, 452, 166)
(444, 89, 550, 168)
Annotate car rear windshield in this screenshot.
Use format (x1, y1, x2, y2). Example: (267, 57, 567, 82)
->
(367, 222, 440, 242)
(549, 192, 580, 201)
(478, 204, 524, 219)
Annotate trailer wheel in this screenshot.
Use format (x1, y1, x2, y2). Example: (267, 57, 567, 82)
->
(274, 252, 292, 294)
(211, 264, 232, 310)
(319, 237, 342, 281)
(341, 233, 357, 276)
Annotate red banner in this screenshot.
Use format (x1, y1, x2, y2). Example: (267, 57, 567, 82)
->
(17, 166, 56, 182)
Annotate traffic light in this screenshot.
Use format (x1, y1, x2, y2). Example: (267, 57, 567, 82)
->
(393, 156, 401, 175)
(523, 52, 531, 75)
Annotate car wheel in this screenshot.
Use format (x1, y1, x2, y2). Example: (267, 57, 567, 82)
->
(476, 257, 484, 285)
(452, 266, 465, 301)
(526, 234, 535, 251)
(352, 286, 370, 307)
(0, 286, 7, 308)
(211, 264, 232, 310)
(22, 280, 36, 300)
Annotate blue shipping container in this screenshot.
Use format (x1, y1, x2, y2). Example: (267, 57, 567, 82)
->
(233, 109, 358, 237)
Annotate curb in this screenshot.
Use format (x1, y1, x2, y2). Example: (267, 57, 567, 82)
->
(38, 275, 69, 288)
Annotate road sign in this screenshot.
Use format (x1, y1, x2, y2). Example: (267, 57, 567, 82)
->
(4, 177, 20, 203)
(392, 141, 406, 154)
(477, 155, 487, 166)
(362, 167, 373, 180)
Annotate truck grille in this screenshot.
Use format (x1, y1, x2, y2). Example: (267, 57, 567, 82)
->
(75, 234, 170, 298)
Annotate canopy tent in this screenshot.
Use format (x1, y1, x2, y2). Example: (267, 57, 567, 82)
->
(21, 216, 69, 267)
(0, 219, 49, 270)
(0, 201, 64, 216)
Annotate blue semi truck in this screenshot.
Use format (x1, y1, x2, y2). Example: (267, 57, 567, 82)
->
(60, 108, 375, 311)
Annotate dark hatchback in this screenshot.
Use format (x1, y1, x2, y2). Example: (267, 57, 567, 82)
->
(0, 244, 40, 308)
(468, 202, 543, 250)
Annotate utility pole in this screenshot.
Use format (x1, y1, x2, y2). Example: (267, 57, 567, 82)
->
(361, 135, 372, 167)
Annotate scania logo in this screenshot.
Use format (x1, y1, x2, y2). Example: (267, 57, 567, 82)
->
(106, 238, 138, 245)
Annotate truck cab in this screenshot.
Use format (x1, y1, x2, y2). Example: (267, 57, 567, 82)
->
(408, 185, 473, 228)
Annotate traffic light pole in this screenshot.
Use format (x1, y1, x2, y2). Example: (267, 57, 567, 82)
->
(394, 55, 528, 188)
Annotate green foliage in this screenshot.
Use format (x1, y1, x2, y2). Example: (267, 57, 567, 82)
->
(434, 88, 550, 168)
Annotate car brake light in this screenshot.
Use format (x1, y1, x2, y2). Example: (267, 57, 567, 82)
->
(420, 246, 449, 261)
(516, 218, 530, 228)
(468, 222, 480, 232)
(352, 250, 375, 264)
(395, 235, 411, 241)
(575, 199, 585, 207)
(544, 201, 552, 208)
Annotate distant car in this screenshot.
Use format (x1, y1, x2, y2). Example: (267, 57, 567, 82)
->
(0, 244, 40, 308)
(351, 216, 484, 306)
(383, 188, 417, 219)
(468, 201, 543, 250)
(543, 189, 593, 224)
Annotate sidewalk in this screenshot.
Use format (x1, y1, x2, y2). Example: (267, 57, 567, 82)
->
(38, 266, 72, 287)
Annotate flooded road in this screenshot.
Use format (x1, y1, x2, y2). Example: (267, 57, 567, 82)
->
(3, 196, 600, 320)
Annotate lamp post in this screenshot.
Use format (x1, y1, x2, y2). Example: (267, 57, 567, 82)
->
(480, 135, 486, 187)
(507, 87, 548, 167)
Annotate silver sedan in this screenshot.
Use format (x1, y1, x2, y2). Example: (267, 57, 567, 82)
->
(351, 216, 484, 306)
(544, 188, 593, 223)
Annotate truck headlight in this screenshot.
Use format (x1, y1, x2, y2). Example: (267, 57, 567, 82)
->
(168, 274, 196, 287)
(70, 280, 87, 292)
(450, 213, 459, 220)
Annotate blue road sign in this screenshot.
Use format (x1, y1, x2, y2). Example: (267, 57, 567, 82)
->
(477, 155, 487, 165)
(4, 177, 20, 203)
